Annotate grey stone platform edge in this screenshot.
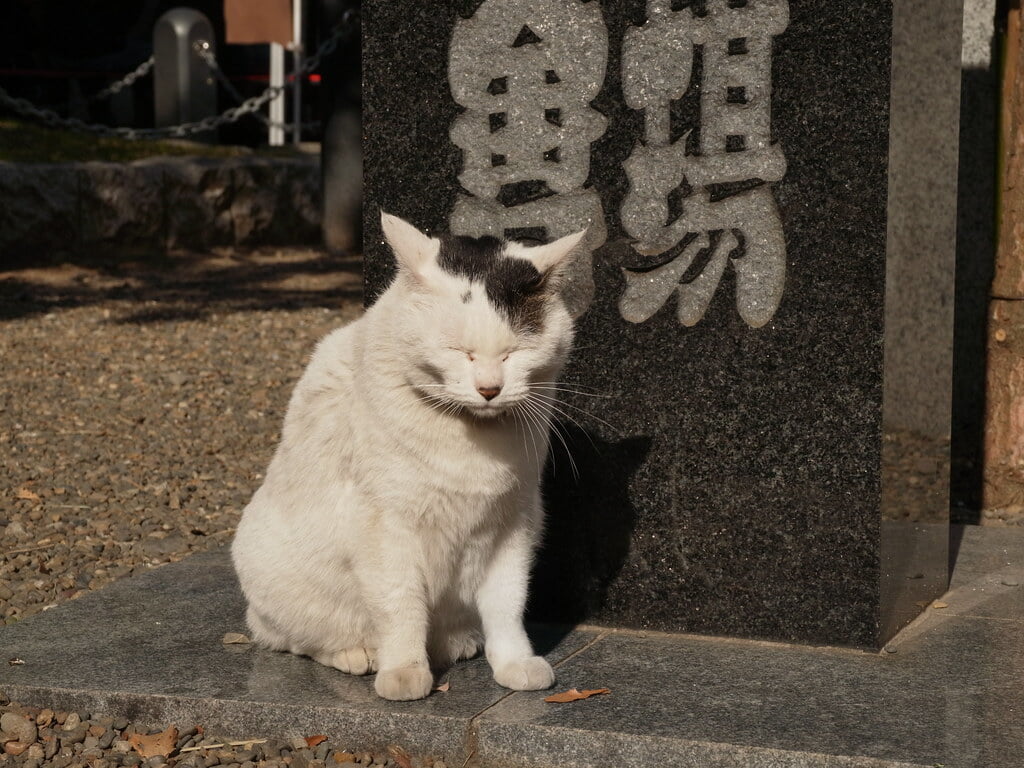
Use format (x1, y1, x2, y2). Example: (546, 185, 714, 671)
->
(3, 525, 1023, 768)
(0, 155, 321, 258)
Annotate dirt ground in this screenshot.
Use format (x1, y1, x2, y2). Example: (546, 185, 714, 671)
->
(0, 246, 363, 626)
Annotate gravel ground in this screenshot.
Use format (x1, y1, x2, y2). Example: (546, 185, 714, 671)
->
(0, 248, 445, 767)
(0, 696, 445, 768)
(0, 247, 360, 625)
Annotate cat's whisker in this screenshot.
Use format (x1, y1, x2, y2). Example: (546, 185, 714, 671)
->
(416, 390, 468, 421)
(526, 393, 601, 458)
(509, 405, 534, 466)
(514, 401, 546, 471)
(527, 391, 620, 435)
(521, 397, 578, 481)
(529, 380, 609, 394)
(527, 385, 612, 400)
(517, 396, 573, 479)
(513, 400, 545, 469)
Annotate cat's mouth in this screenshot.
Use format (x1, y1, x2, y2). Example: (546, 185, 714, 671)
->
(466, 402, 508, 419)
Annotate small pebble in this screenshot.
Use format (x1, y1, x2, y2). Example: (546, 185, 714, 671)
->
(60, 723, 88, 745)
(0, 711, 37, 743)
(3, 741, 29, 756)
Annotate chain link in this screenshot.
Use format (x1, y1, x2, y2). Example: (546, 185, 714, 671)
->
(0, 8, 357, 140)
(194, 42, 326, 134)
(89, 56, 156, 103)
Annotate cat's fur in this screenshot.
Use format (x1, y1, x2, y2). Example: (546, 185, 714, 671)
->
(231, 213, 583, 701)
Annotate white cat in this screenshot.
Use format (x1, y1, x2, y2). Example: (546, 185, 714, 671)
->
(231, 212, 584, 701)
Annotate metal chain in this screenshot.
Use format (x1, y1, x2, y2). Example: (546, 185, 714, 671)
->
(34, 55, 155, 111)
(89, 56, 156, 102)
(0, 8, 357, 140)
(194, 41, 326, 134)
(193, 42, 254, 111)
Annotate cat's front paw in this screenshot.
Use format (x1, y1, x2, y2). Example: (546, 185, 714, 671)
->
(374, 663, 434, 701)
(493, 656, 555, 691)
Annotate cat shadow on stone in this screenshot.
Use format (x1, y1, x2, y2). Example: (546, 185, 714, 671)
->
(527, 425, 651, 648)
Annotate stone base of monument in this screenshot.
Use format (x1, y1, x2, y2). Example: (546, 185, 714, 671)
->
(2, 527, 1021, 768)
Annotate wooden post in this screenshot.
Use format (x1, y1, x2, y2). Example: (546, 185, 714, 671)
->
(985, 2, 1024, 517)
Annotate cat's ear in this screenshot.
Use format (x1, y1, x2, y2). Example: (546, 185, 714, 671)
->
(380, 212, 440, 280)
(519, 230, 587, 280)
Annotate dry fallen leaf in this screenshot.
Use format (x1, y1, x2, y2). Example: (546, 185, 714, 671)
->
(129, 726, 178, 758)
(332, 753, 356, 764)
(305, 735, 327, 749)
(15, 488, 40, 501)
(434, 681, 450, 692)
(387, 746, 413, 768)
(932, 601, 949, 609)
(543, 687, 611, 703)
(222, 632, 251, 644)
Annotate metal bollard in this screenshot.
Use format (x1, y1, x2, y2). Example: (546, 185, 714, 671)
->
(153, 8, 217, 141)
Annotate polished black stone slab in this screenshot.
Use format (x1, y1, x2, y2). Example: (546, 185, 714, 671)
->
(362, 0, 963, 647)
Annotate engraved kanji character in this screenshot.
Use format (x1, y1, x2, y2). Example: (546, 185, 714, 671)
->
(619, 0, 789, 327)
(448, 0, 609, 317)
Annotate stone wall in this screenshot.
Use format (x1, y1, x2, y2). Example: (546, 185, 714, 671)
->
(0, 155, 321, 259)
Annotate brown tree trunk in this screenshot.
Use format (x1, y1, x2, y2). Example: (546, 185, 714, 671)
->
(985, 4, 1024, 516)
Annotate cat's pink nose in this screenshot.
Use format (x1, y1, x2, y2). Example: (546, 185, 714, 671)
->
(477, 386, 501, 401)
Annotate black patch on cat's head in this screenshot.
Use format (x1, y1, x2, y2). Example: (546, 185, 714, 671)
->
(438, 234, 548, 333)
(438, 234, 502, 281)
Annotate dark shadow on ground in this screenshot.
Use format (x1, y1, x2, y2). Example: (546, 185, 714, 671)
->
(0, 248, 363, 323)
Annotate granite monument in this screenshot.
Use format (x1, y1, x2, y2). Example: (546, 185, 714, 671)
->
(363, 0, 963, 647)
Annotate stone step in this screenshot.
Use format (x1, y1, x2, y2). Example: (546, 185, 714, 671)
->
(2, 525, 1022, 767)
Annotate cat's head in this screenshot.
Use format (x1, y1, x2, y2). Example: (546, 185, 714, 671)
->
(380, 212, 583, 419)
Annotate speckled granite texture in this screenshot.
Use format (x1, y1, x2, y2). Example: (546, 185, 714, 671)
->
(362, 0, 962, 647)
